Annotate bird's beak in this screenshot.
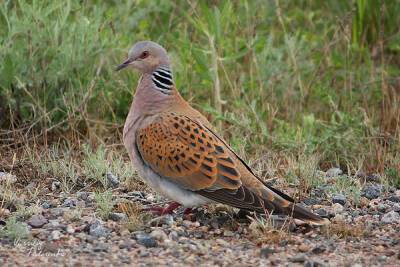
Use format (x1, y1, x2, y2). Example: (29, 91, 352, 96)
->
(115, 58, 132, 71)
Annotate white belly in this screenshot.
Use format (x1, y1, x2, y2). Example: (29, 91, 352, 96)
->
(136, 163, 211, 207)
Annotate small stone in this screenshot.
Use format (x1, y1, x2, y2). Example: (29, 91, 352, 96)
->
(62, 198, 77, 207)
(109, 212, 128, 222)
(387, 195, 400, 203)
(332, 213, 345, 223)
(139, 250, 150, 257)
(66, 225, 75, 234)
(216, 239, 229, 246)
(93, 243, 109, 252)
(303, 198, 319, 206)
(0, 172, 17, 184)
(315, 208, 329, 218)
(150, 229, 168, 242)
(393, 203, 400, 212)
(89, 219, 110, 237)
(377, 255, 386, 262)
(362, 184, 383, 200)
(290, 253, 307, 263)
(149, 214, 174, 226)
(106, 172, 120, 188)
(365, 174, 380, 183)
(168, 231, 179, 241)
(377, 203, 386, 212)
(332, 203, 344, 214)
(259, 247, 274, 258)
(51, 181, 61, 191)
(49, 208, 65, 218)
(311, 245, 326, 254)
(27, 215, 48, 228)
(381, 211, 400, 224)
(304, 260, 326, 267)
(77, 191, 89, 201)
(50, 230, 61, 241)
(325, 168, 343, 178)
(223, 230, 234, 237)
(119, 239, 136, 249)
(42, 202, 51, 209)
(0, 208, 10, 217)
(136, 233, 157, 248)
(332, 194, 346, 205)
(47, 220, 61, 229)
(298, 243, 310, 252)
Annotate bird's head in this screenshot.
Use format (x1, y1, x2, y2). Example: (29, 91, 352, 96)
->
(116, 41, 170, 73)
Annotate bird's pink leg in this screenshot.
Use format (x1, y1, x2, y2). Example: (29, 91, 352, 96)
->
(142, 202, 181, 215)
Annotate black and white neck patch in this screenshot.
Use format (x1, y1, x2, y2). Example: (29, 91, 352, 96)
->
(152, 66, 173, 94)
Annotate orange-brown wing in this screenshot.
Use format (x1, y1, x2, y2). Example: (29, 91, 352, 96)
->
(136, 113, 241, 191)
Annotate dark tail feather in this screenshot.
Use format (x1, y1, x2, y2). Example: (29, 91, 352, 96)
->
(288, 203, 330, 225)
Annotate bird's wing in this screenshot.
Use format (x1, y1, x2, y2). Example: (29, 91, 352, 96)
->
(136, 112, 242, 191)
(136, 112, 328, 225)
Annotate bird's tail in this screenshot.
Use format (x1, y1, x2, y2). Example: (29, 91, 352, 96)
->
(260, 185, 330, 226)
(287, 202, 330, 225)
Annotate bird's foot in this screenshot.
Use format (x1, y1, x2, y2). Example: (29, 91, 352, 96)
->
(142, 201, 181, 215)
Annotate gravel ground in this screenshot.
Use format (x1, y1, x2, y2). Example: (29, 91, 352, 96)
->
(0, 170, 399, 267)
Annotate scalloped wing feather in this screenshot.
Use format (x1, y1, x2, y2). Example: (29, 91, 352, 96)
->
(136, 113, 242, 191)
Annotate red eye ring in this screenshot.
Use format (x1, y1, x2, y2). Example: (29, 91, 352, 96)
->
(140, 51, 149, 59)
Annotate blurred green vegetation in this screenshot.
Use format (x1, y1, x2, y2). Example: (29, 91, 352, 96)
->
(0, 0, 399, 181)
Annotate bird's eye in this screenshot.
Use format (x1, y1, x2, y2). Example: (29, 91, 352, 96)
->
(140, 51, 149, 59)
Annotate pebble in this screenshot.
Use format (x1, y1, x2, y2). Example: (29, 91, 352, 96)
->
(325, 168, 343, 178)
(106, 172, 120, 188)
(51, 181, 61, 191)
(393, 203, 400, 212)
(119, 239, 136, 249)
(42, 202, 51, 209)
(89, 219, 110, 237)
(50, 230, 61, 241)
(304, 260, 326, 267)
(259, 247, 274, 258)
(289, 253, 307, 263)
(77, 191, 89, 201)
(377, 203, 386, 212)
(311, 244, 326, 254)
(66, 225, 75, 234)
(0, 172, 17, 184)
(332, 203, 344, 214)
(381, 211, 400, 224)
(315, 208, 329, 218)
(365, 174, 380, 183)
(0, 208, 10, 217)
(303, 198, 319, 206)
(109, 212, 128, 222)
(136, 233, 157, 248)
(168, 231, 179, 241)
(362, 184, 383, 200)
(150, 229, 168, 242)
(298, 244, 310, 252)
(62, 198, 77, 207)
(149, 214, 174, 226)
(27, 215, 48, 228)
(216, 239, 229, 246)
(332, 194, 346, 205)
(49, 208, 65, 218)
(223, 230, 234, 237)
(93, 243, 109, 252)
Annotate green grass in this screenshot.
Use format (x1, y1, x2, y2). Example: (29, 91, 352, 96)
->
(0, 216, 29, 241)
(94, 190, 114, 220)
(0, 0, 399, 186)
